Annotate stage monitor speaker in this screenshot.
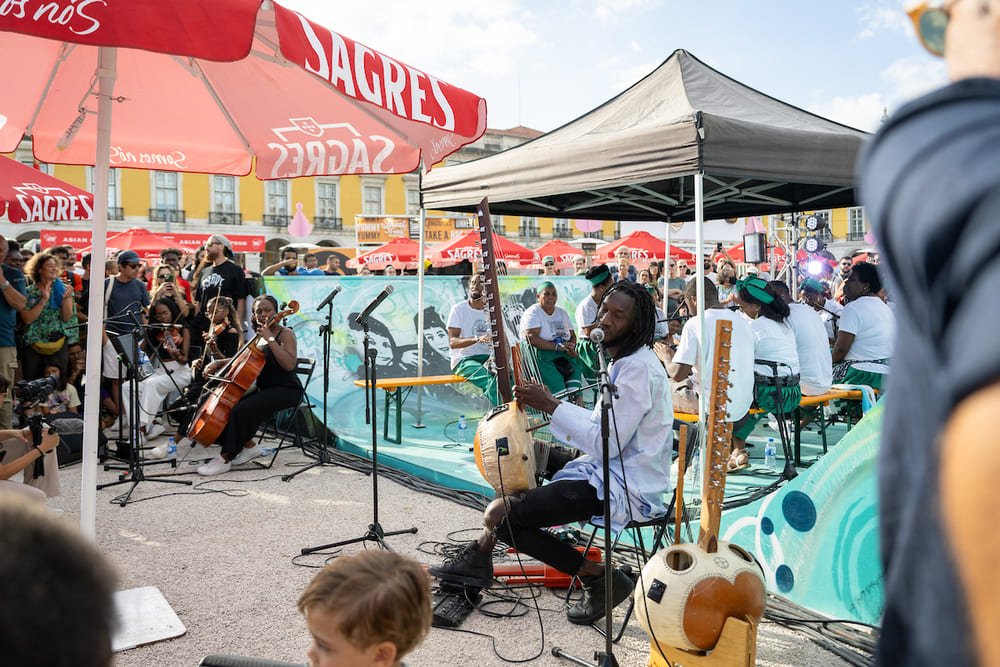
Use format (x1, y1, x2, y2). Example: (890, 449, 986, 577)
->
(743, 232, 767, 264)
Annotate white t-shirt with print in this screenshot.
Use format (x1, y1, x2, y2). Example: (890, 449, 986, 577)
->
(838, 296, 895, 374)
(520, 304, 574, 344)
(575, 294, 599, 337)
(447, 300, 491, 367)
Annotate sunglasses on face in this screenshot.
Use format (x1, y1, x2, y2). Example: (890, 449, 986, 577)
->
(125, 263, 140, 269)
(907, 2, 948, 57)
(544, 263, 554, 267)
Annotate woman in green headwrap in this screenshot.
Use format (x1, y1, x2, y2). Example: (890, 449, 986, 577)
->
(729, 276, 801, 472)
(520, 282, 583, 402)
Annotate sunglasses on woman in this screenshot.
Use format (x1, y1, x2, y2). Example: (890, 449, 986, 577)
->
(907, 2, 949, 57)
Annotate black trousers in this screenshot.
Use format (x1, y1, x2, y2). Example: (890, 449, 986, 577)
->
(216, 385, 300, 458)
(494, 479, 604, 576)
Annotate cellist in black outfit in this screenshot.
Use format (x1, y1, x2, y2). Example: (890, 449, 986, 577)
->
(196, 295, 300, 476)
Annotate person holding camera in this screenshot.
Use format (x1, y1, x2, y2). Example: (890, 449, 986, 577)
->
(0, 375, 61, 502)
(20, 251, 74, 382)
(149, 263, 191, 319)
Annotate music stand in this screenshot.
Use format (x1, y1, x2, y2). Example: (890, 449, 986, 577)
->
(300, 317, 416, 555)
(98, 325, 191, 506)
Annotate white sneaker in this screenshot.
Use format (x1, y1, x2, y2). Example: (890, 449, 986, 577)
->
(232, 444, 265, 466)
(147, 444, 168, 460)
(197, 455, 231, 476)
(147, 422, 165, 439)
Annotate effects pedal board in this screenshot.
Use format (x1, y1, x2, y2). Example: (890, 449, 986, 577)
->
(431, 583, 481, 628)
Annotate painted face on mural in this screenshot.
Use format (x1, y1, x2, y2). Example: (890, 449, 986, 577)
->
(424, 326, 450, 358)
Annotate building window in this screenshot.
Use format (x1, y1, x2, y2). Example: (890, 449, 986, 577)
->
(553, 218, 572, 239)
(317, 182, 338, 218)
(266, 180, 290, 215)
(519, 217, 539, 238)
(363, 184, 384, 215)
(86, 167, 124, 220)
(847, 207, 866, 241)
(213, 176, 237, 213)
(154, 171, 180, 210)
(406, 188, 421, 216)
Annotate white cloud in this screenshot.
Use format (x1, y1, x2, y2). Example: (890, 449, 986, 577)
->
(856, 1, 911, 39)
(811, 56, 947, 131)
(882, 56, 947, 105)
(630, 40, 641, 52)
(813, 93, 886, 132)
(594, 0, 663, 26)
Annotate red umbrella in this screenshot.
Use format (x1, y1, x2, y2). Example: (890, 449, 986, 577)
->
(0, 0, 487, 534)
(726, 242, 807, 267)
(78, 227, 179, 262)
(592, 230, 693, 263)
(530, 239, 584, 269)
(428, 230, 538, 267)
(348, 237, 425, 271)
(0, 155, 94, 223)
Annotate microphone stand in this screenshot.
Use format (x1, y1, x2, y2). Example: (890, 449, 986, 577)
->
(553, 336, 619, 667)
(299, 316, 415, 555)
(280, 294, 349, 481)
(98, 317, 191, 506)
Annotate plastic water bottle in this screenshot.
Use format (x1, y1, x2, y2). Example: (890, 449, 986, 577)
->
(137, 349, 155, 379)
(457, 415, 468, 443)
(261, 447, 275, 458)
(764, 438, 777, 470)
(166, 437, 177, 461)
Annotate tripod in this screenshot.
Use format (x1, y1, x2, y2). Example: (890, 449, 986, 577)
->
(301, 318, 415, 555)
(280, 295, 344, 481)
(98, 322, 191, 506)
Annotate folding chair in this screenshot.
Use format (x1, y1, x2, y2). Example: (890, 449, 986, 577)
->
(564, 422, 698, 642)
(254, 357, 317, 469)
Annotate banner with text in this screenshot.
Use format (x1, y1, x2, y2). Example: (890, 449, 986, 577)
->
(40, 230, 266, 253)
(354, 215, 474, 245)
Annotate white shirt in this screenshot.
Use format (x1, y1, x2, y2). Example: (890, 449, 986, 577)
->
(673, 308, 754, 421)
(550, 346, 672, 530)
(839, 296, 895, 374)
(447, 300, 491, 367)
(520, 303, 574, 344)
(575, 294, 599, 337)
(746, 314, 799, 377)
(816, 298, 844, 341)
(786, 303, 833, 395)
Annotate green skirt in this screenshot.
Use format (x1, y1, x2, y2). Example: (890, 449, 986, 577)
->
(575, 339, 601, 381)
(453, 355, 500, 406)
(733, 381, 801, 441)
(533, 347, 583, 396)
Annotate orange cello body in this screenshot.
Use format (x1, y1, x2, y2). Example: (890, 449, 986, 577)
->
(186, 301, 298, 447)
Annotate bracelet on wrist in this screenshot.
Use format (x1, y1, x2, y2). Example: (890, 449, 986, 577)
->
(34, 446, 43, 457)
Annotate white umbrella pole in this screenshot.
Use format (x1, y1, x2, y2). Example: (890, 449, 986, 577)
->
(80, 47, 116, 539)
(413, 204, 427, 428)
(664, 222, 671, 273)
(694, 173, 706, 493)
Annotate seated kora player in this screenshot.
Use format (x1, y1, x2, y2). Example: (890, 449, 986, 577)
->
(430, 281, 673, 625)
(447, 273, 500, 406)
(299, 550, 431, 667)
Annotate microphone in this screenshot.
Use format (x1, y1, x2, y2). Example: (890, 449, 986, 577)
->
(146, 323, 184, 329)
(589, 328, 605, 344)
(316, 285, 342, 311)
(355, 285, 393, 326)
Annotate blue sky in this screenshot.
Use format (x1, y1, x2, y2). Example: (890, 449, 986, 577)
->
(281, 0, 946, 134)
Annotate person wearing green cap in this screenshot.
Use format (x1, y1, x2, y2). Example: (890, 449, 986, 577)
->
(521, 282, 582, 402)
(574, 265, 613, 383)
(729, 276, 800, 472)
(540, 256, 558, 276)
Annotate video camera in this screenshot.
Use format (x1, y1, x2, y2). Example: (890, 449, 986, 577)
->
(14, 375, 58, 406)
